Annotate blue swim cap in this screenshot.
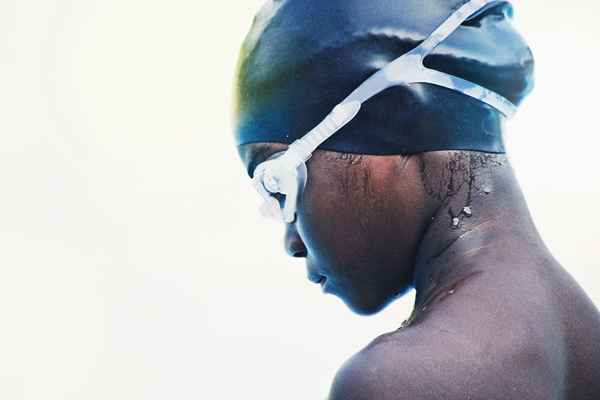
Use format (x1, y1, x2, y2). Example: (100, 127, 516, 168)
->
(234, 0, 534, 155)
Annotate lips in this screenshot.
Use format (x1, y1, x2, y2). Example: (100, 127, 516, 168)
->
(308, 273, 325, 284)
(307, 261, 328, 289)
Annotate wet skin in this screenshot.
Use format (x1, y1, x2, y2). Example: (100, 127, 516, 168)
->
(239, 143, 600, 400)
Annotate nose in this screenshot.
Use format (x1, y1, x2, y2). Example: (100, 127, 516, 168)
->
(284, 223, 307, 258)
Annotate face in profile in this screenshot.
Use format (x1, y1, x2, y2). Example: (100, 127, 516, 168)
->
(239, 142, 435, 315)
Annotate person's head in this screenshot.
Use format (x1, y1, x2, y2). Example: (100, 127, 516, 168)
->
(233, 0, 534, 315)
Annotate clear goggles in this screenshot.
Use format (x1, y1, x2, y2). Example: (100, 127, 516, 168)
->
(252, 0, 516, 223)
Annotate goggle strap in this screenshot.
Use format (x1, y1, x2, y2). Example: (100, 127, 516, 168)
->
(417, 0, 497, 54)
(415, 68, 517, 118)
(286, 100, 362, 165)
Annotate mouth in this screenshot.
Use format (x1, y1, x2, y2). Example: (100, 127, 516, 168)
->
(309, 275, 329, 294)
(319, 276, 328, 292)
(308, 273, 327, 286)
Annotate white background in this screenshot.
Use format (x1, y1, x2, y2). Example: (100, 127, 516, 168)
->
(0, 1, 598, 399)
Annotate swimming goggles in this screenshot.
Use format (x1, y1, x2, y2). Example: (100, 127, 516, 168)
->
(252, 0, 517, 223)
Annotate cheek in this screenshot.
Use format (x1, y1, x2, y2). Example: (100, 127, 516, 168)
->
(295, 178, 347, 257)
(295, 170, 402, 274)
(295, 164, 426, 293)
(295, 169, 362, 263)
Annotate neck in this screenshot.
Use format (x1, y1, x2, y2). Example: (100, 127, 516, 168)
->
(411, 155, 550, 310)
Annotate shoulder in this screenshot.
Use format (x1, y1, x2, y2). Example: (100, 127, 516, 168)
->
(328, 332, 453, 400)
(328, 326, 560, 400)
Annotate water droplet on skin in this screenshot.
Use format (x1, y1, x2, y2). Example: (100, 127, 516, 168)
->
(452, 217, 460, 229)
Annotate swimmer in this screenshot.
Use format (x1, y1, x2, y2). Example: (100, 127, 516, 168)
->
(234, 1, 600, 398)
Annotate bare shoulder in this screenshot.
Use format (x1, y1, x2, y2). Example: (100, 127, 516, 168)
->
(328, 324, 562, 400)
(328, 333, 431, 400)
(328, 330, 470, 400)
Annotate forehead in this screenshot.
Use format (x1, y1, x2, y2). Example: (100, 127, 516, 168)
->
(238, 142, 289, 178)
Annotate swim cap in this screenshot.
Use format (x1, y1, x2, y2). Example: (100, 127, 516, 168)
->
(234, 0, 534, 155)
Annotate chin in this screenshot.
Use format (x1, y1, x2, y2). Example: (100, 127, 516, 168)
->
(342, 285, 412, 316)
(342, 295, 392, 316)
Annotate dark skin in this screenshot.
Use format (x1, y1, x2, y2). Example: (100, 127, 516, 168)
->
(239, 143, 600, 400)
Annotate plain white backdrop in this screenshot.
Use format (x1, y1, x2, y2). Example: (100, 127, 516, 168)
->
(0, 0, 598, 399)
